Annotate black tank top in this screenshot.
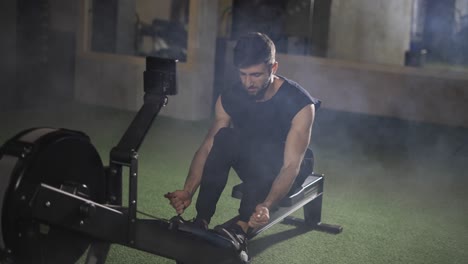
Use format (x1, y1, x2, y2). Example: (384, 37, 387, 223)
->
(221, 76, 321, 144)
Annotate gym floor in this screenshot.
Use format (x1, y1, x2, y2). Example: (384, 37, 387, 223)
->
(1, 102, 467, 264)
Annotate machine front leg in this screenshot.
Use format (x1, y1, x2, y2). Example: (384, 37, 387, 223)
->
(304, 195, 343, 234)
(85, 241, 111, 264)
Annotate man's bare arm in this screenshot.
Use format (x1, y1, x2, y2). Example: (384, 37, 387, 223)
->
(164, 97, 231, 214)
(183, 97, 231, 196)
(261, 104, 315, 209)
(248, 104, 315, 228)
(165, 97, 230, 215)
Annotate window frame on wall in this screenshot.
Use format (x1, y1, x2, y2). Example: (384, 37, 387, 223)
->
(228, 0, 468, 74)
(76, 0, 197, 70)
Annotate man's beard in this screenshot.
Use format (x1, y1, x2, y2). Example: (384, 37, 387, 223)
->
(249, 76, 272, 101)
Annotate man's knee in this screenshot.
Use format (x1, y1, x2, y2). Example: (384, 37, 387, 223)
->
(201, 128, 239, 184)
(214, 127, 238, 143)
(210, 128, 242, 156)
(238, 178, 272, 214)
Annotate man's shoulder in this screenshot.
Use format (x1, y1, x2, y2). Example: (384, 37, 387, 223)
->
(219, 82, 250, 116)
(279, 76, 309, 96)
(278, 76, 321, 109)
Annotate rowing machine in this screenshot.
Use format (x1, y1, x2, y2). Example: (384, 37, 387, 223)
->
(0, 57, 246, 264)
(0, 56, 341, 264)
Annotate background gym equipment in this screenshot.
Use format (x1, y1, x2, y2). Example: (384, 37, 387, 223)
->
(0, 56, 340, 264)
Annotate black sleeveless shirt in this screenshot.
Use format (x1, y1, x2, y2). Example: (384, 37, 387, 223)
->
(221, 76, 321, 144)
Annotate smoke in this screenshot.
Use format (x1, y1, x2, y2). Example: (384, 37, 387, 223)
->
(0, 3, 466, 263)
(3, 0, 467, 188)
(0, 0, 79, 111)
(421, 0, 468, 65)
(221, 1, 468, 207)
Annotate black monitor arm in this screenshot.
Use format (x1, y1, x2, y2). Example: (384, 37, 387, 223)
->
(106, 57, 177, 210)
(111, 57, 177, 163)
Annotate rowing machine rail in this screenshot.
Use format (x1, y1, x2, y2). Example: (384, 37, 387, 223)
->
(228, 173, 342, 239)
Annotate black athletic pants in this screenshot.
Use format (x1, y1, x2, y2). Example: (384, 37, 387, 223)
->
(195, 128, 313, 223)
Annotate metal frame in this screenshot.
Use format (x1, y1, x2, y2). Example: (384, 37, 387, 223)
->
(0, 57, 244, 264)
(0, 90, 241, 264)
(228, 174, 342, 239)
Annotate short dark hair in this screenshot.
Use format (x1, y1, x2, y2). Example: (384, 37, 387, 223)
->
(233, 32, 276, 68)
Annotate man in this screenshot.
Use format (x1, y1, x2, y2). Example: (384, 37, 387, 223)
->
(165, 32, 320, 260)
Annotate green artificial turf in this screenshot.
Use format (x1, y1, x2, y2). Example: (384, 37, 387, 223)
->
(1, 102, 467, 264)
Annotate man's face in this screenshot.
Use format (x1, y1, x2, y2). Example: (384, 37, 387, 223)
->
(238, 63, 274, 98)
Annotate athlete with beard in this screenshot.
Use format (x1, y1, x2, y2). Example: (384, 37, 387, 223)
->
(165, 32, 321, 262)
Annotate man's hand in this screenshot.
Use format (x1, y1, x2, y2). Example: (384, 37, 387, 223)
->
(164, 190, 192, 215)
(248, 204, 270, 229)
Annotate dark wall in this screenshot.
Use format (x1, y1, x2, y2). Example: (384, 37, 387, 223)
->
(0, 0, 17, 110)
(423, 0, 457, 63)
(0, 0, 77, 110)
(16, 0, 51, 107)
(91, 0, 118, 53)
(309, 0, 332, 57)
(231, 0, 331, 56)
(231, 0, 287, 51)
